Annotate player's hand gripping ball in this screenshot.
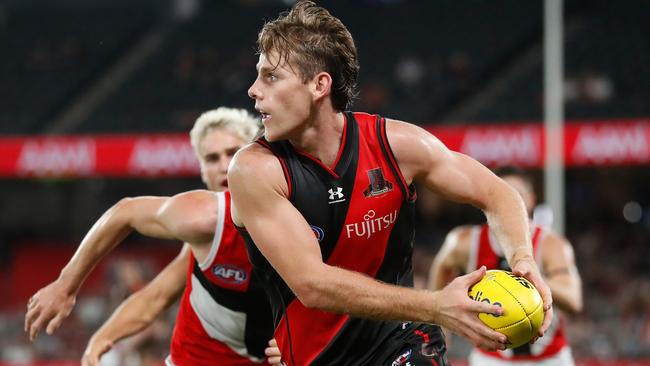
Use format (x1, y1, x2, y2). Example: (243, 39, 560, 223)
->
(468, 270, 544, 348)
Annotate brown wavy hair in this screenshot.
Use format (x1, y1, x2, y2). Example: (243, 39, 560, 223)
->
(257, 1, 360, 111)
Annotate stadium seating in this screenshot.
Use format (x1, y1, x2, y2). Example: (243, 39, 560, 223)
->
(0, 3, 155, 134)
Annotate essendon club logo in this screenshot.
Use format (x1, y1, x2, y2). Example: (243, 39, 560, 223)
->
(363, 167, 393, 197)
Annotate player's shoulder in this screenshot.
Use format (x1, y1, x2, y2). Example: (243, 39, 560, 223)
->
(384, 117, 421, 137)
(446, 225, 476, 244)
(540, 229, 573, 252)
(383, 117, 447, 166)
(231, 142, 278, 169)
(172, 189, 217, 204)
(436, 225, 476, 267)
(447, 225, 477, 257)
(228, 142, 288, 195)
(166, 189, 219, 217)
(540, 228, 570, 246)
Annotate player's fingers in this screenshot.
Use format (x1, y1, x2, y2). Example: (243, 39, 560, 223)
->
(522, 270, 552, 336)
(267, 355, 282, 365)
(539, 304, 554, 336)
(539, 283, 553, 311)
(511, 260, 531, 277)
(460, 266, 487, 287)
(45, 311, 68, 335)
(476, 338, 507, 352)
(29, 309, 53, 341)
(268, 338, 277, 348)
(25, 305, 43, 339)
(464, 326, 506, 351)
(469, 299, 504, 318)
(465, 313, 508, 345)
(98, 340, 114, 358)
(81, 353, 99, 366)
(29, 320, 43, 341)
(514, 262, 552, 306)
(477, 325, 508, 346)
(82, 341, 112, 366)
(265, 346, 281, 357)
(27, 295, 37, 309)
(24, 303, 40, 332)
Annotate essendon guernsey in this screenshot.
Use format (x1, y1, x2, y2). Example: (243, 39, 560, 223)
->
(240, 112, 444, 365)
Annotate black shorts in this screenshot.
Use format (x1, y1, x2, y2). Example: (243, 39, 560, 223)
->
(370, 323, 450, 366)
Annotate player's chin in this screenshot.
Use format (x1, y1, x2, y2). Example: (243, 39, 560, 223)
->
(263, 125, 291, 142)
(263, 129, 281, 142)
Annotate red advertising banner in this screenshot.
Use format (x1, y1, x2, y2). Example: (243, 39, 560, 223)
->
(1, 119, 648, 178)
(430, 124, 544, 167)
(0, 134, 199, 178)
(565, 120, 650, 166)
(425, 119, 650, 168)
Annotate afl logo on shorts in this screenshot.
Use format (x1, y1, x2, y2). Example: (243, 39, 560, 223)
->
(212, 265, 248, 285)
(311, 225, 324, 242)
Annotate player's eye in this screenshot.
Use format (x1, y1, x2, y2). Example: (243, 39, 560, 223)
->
(204, 153, 220, 162)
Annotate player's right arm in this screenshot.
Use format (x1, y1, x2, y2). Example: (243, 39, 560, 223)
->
(81, 245, 189, 366)
(229, 145, 508, 351)
(25, 190, 216, 341)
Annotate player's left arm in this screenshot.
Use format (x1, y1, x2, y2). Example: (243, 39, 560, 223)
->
(82, 245, 189, 366)
(541, 232, 583, 314)
(428, 226, 472, 291)
(386, 118, 553, 335)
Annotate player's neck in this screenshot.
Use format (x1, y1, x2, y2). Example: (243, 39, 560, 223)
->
(288, 109, 345, 168)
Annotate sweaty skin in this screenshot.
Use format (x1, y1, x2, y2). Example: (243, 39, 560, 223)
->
(229, 49, 553, 352)
(25, 125, 280, 364)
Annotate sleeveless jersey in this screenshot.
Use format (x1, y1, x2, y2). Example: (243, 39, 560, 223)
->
(467, 223, 569, 361)
(240, 112, 443, 365)
(167, 191, 273, 366)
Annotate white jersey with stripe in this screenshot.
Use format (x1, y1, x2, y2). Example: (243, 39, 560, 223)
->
(167, 191, 272, 366)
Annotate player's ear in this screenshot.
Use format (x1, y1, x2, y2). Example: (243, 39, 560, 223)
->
(311, 72, 332, 101)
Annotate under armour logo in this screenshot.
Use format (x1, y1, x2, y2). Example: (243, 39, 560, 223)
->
(328, 187, 345, 204)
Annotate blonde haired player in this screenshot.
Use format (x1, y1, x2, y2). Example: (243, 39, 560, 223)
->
(25, 108, 279, 366)
(429, 166, 582, 366)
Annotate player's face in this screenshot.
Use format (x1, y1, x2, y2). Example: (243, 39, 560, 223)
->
(502, 175, 536, 215)
(198, 128, 245, 192)
(248, 51, 313, 141)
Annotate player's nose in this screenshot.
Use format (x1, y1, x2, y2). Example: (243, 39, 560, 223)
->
(248, 79, 261, 100)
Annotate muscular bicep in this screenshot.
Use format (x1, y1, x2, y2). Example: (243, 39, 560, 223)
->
(385, 119, 505, 209)
(119, 196, 175, 239)
(132, 191, 217, 244)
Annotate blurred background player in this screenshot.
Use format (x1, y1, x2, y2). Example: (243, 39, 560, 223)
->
(24, 108, 276, 365)
(429, 166, 583, 366)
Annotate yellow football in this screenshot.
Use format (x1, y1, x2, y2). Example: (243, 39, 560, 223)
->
(468, 270, 544, 348)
